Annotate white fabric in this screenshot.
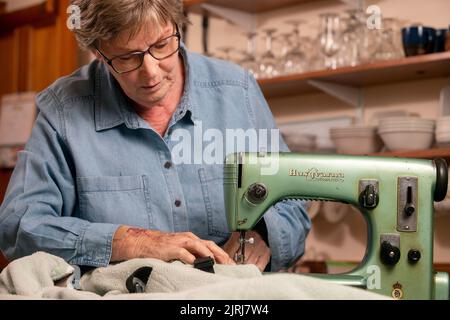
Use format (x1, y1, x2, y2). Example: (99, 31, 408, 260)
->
(0, 252, 389, 300)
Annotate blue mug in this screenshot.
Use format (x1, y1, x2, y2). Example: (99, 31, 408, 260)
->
(435, 28, 448, 53)
(402, 26, 436, 56)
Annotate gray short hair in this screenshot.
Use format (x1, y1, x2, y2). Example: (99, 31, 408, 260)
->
(70, 0, 189, 50)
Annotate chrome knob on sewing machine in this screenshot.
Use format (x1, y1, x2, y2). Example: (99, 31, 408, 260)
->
(380, 241, 401, 266)
(224, 152, 449, 300)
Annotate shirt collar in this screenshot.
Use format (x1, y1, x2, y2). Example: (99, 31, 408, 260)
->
(94, 42, 198, 132)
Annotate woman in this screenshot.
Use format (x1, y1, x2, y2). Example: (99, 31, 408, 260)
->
(0, 0, 311, 272)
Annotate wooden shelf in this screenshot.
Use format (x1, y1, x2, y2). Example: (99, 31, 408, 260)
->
(259, 51, 450, 98)
(369, 147, 450, 160)
(0, 0, 58, 34)
(184, 0, 318, 13)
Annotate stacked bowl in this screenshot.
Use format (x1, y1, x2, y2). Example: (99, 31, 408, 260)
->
(282, 131, 317, 152)
(330, 125, 383, 154)
(378, 117, 435, 151)
(436, 116, 450, 146)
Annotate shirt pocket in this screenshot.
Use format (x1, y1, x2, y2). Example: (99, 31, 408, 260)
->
(198, 165, 231, 239)
(76, 175, 152, 228)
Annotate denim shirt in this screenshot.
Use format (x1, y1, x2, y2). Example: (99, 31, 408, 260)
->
(0, 44, 311, 271)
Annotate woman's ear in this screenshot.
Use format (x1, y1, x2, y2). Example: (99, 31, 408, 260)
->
(91, 49, 102, 61)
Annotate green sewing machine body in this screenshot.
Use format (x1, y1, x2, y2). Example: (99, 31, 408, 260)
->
(224, 152, 449, 300)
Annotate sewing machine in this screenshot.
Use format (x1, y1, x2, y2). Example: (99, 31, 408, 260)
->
(224, 152, 449, 300)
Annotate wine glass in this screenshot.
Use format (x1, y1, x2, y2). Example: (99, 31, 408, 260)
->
(259, 28, 281, 79)
(339, 9, 365, 67)
(319, 13, 342, 70)
(283, 19, 308, 74)
(239, 31, 260, 79)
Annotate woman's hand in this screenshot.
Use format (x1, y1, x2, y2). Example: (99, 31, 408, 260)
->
(222, 231, 271, 272)
(111, 226, 236, 266)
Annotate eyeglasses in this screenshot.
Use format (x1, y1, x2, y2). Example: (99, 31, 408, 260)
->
(95, 30, 181, 74)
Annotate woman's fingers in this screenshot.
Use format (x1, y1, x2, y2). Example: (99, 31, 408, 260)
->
(122, 229, 241, 266)
(222, 232, 241, 259)
(166, 233, 235, 265)
(204, 240, 236, 265)
(170, 247, 197, 265)
(255, 248, 271, 272)
(235, 231, 271, 271)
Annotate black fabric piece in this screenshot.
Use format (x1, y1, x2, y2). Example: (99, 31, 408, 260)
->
(79, 265, 95, 276)
(126, 266, 153, 293)
(194, 256, 215, 273)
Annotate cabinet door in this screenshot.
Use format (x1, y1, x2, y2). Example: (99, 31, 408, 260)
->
(0, 0, 78, 95)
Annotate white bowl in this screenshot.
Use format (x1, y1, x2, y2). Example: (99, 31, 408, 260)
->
(282, 132, 317, 152)
(379, 117, 435, 125)
(378, 127, 434, 134)
(436, 133, 450, 143)
(379, 130, 434, 151)
(379, 125, 435, 132)
(330, 126, 383, 154)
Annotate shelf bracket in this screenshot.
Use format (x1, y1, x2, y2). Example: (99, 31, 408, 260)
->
(199, 4, 258, 31)
(308, 80, 365, 124)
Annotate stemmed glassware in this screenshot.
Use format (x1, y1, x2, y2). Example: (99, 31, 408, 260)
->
(319, 13, 342, 69)
(339, 9, 365, 67)
(282, 19, 308, 75)
(259, 28, 281, 79)
(239, 31, 261, 79)
(232, 10, 410, 76)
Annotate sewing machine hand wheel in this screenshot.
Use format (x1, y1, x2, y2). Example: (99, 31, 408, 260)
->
(434, 158, 448, 202)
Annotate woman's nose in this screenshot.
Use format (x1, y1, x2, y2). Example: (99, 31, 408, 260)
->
(140, 52, 159, 76)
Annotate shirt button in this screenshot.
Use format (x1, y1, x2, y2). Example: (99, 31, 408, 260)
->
(164, 161, 172, 169)
(175, 200, 182, 207)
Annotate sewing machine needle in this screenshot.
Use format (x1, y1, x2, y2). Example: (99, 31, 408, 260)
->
(235, 231, 246, 264)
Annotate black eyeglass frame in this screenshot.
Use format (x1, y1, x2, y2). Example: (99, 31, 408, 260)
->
(94, 27, 181, 74)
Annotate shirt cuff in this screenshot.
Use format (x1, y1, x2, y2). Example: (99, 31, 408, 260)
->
(74, 223, 120, 267)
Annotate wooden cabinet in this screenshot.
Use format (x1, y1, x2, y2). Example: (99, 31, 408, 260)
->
(0, 0, 78, 96)
(0, 0, 78, 195)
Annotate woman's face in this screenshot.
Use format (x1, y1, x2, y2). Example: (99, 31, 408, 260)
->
(96, 22, 183, 108)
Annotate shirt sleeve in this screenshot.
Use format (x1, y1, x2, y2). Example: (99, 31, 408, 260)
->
(0, 90, 119, 267)
(246, 72, 312, 271)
